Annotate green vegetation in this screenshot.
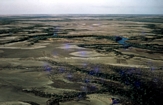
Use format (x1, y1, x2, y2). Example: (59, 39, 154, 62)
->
(37, 59, 162, 105)
(1, 15, 163, 105)
(143, 24, 163, 34)
(144, 24, 157, 29)
(0, 18, 16, 25)
(116, 16, 163, 23)
(0, 19, 44, 34)
(127, 42, 163, 51)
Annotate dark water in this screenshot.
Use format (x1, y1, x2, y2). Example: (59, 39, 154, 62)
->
(53, 33, 57, 36)
(116, 36, 129, 48)
(117, 37, 128, 44)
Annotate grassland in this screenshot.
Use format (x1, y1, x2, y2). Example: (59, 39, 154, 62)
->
(0, 15, 163, 105)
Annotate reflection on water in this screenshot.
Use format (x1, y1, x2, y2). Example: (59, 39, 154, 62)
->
(115, 36, 129, 48)
(117, 37, 128, 45)
(53, 33, 57, 36)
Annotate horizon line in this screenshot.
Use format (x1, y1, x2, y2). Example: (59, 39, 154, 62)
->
(0, 13, 163, 16)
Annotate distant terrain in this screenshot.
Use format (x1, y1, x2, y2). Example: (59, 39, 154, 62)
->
(0, 15, 163, 105)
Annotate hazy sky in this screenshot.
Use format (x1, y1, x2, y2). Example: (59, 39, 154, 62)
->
(0, 0, 163, 14)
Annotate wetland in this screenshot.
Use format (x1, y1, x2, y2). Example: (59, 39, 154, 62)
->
(0, 15, 163, 105)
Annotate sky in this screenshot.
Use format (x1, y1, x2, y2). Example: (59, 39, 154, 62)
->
(0, 0, 163, 14)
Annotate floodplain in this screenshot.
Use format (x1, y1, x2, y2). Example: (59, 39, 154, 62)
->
(0, 15, 163, 105)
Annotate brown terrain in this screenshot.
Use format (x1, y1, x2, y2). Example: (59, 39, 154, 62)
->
(0, 15, 163, 105)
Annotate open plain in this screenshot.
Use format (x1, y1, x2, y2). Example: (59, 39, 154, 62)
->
(0, 15, 163, 105)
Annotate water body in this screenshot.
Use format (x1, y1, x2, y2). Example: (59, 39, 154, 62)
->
(117, 37, 128, 45)
(53, 33, 57, 36)
(115, 36, 130, 48)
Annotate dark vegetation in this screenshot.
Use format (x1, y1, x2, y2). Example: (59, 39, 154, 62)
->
(1, 17, 162, 51)
(1, 29, 162, 55)
(19, 58, 163, 105)
(127, 42, 163, 51)
(1, 15, 163, 105)
(0, 18, 16, 25)
(0, 24, 44, 34)
(22, 101, 40, 105)
(52, 35, 163, 52)
(144, 24, 163, 34)
(116, 16, 163, 23)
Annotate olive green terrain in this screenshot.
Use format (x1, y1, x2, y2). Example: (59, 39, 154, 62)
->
(0, 15, 163, 105)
